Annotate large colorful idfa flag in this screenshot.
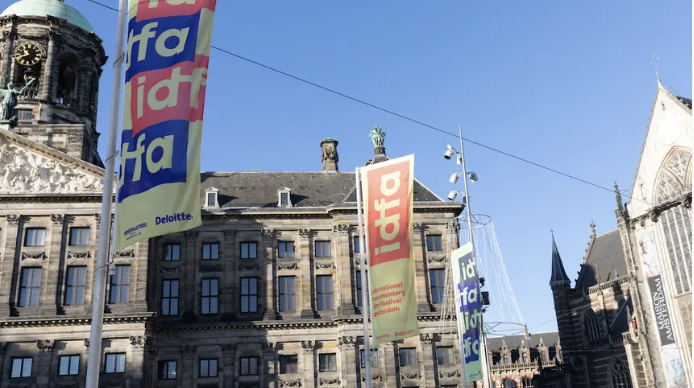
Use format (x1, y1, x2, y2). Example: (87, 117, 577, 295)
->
(451, 242, 483, 382)
(361, 155, 419, 345)
(116, 0, 216, 249)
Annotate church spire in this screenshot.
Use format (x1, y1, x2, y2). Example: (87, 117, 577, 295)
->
(549, 231, 570, 286)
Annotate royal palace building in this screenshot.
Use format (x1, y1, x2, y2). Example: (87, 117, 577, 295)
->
(0, 2, 473, 388)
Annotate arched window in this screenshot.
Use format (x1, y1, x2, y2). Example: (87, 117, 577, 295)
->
(503, 379, 518, 388)
(521, 377, 534, 388)
(611, 359, 632, 388)
(57, 53, 80, 108)
(582, 308, 601, 342)
(522, 352, 529, 363)
(655, 148, 692, 296)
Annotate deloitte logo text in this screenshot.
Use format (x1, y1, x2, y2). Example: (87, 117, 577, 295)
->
(156, 212, 193, 225)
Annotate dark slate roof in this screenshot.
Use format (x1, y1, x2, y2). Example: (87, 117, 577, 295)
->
(487, 332, 559, 351)
(575, 229, 626, 289)
(199, 172, 444, 208)
(549, 237, 570, 285)
(609, 293, 633, 336)
(677, 96, 692, 110)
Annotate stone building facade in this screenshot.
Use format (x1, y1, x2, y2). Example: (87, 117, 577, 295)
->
(548, 80, 692, 388)
(0, 4, 470, 388)
(485, 332, 563, 387)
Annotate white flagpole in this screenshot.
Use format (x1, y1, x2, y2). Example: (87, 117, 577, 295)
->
(355, 167, 372, 388)
(85, 0, 127, 386)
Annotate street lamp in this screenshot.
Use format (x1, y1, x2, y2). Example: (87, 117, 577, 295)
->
(450, 172, 478, 184)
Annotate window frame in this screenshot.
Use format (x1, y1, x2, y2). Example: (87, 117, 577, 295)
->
(240, 242, 258, 260)
(65, 266, 87, 306)
(314, 241, 331, 258)
(360, 349, 378, 368)
(161, 279, 179, 316)
(426, 235, 443, 251)
(69, 227, 90, 246)
(278, 276, 296, 312)
(429, 269, 446, 304)
(58, 355, 80, 376)
(206, 190, 218, 208)
(24, 227, 46, 247)
(158, 360, 177, 380)
(356, 270, 369, 307)
(318, 353, 337, 372)
(278, 241, 295, 259)
(18, 267, 41, 307)
(353, 236, 361, 254)
(201, 278, 219, 315)
(202, 243, 220, 260)
(11, 357, 32, 378)
(240, 356, 259, 376)
(104, 353, 126, 374)
(398, 348, 417, 367)
(108, 265, 130, 304)
(163, 243, 181, 261)
(199, 358, 218, 378)
(279, 355, 298, 374)
(240, 277, 259, 313)
(436, 346, 455, 365)
(316, 275, 333, 310)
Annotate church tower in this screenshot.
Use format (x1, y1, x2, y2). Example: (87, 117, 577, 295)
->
(0, 0, 106, 166)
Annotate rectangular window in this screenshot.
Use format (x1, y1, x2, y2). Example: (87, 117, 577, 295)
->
(436, 346, 454, 365)
(356, 271, 369, 307)
(360, 349, 378, 368)
(318, 353, 337, 372)
(316, 275, 333, 310)
(279, 355, 298, 374)
(164, 244, 181, 261)
(206, 192, 216, 207)
(241, 277, 258, 313)
(69, 227, 90, 246)
(353, 236, 360, 253)
(278, 241, 294, 259)
(65, 266, 87, 305)
(201, 278, 219, 314)
(240, 357, 258, 376)
(202, 243, 219, 260)
(24, 228, 45, 247)
(18, 267, 41, 307)
(429, 269, 446, 304)
(59, 355, 80, 376)
(104, 353, 126, 373)
(399, 348, 417, 366)
(280, 192, 289, 206)
(241, 242, 257, 259)
(426, 235, 443, 251)
(199, 358, 218, 378)
(314, 241, 331, 258)
(162, 280, 179, 316)
(158, 360, 177, 380)
(278, 276, 296, 312)
(109, 265, 130, 304)
(11, 357, 32, 378)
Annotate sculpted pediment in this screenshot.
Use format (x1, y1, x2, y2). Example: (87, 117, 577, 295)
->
(0, 136, 105, 195)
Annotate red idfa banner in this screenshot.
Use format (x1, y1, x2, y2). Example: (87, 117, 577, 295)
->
(361, 155, 418, 345)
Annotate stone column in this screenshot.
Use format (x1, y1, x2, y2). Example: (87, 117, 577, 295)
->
(0, 215, 21, 316)
(333, 225, 354, 316)
(40, 31, 59, 101)
(0, 30, 15, 89)
(338, 336, 357, 387)
(413, 224, 431, 313)
(86, 214, 101, 308)
(261, 342, 276, 388)
(262, 229, 277, 320)
(222, 343, 235, 388)
(180, 345, 197, 387)
(298, 229, 315, 318)
(129, 336, 146, 387)
(301, 340, 316, 388)
(383, 342, 398, 388)
(42, 214, 65, 314)
(36, 340, 55, 387)
(184, 231, 199, 317)
(223, 231, 235, 316)
(420, 333, 436, 388)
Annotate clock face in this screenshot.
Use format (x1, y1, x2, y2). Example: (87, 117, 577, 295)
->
(14, 42, 43, 67)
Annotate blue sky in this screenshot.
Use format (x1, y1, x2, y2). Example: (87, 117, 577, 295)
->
(69, 0, 692, 333)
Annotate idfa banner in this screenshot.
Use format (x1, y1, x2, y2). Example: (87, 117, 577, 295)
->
(451, 242, 483, 382)
(116, 0, 217, 249)
(361, 155, 418, 345)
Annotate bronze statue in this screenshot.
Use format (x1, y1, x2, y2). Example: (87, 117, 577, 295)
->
(0, 77, 36, 127)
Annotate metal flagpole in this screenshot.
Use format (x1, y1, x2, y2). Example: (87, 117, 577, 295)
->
(458, 126, 492, 388)
(85, 0, 127, 386)
(355, 167, 373, 388)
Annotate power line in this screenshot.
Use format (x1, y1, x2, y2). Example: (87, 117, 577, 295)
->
(81, 0, 650, 206)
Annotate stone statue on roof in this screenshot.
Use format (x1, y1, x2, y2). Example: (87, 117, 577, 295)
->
(370, 126, 386, 148)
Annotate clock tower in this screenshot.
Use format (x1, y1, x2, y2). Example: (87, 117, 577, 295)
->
(0, 0, 106, 166)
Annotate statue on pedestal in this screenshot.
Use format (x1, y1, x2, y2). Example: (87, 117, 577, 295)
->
(0, 76, 36, 128)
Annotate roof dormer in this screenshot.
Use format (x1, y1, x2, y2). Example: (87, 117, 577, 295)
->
(278, 187, 292, 208)
(205, 187, 219, 208)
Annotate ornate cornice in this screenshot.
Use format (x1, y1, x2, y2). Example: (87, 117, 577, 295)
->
(261, 228, 274, 238)
(36, 339, 54, 353)
(298, 228, 312, 238)
(5, 214, 20, 225)
(50, 214, 64, 225)
(301, 340, 315, 351)
(129, 336, 145, 349)
(333, 224, 350, 235)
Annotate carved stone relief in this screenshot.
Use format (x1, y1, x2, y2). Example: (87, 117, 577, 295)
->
(278, 262, 299, 271)
(67, 251, 91, 259)
(21, 251, 47, 260)
(0, 138, 105, 194)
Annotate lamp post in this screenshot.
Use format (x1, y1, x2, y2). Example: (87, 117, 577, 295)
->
(444, 126, 493, 388)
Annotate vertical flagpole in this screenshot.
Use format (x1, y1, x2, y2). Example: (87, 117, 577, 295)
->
(85, 0, 127, 387)
(355, 167, 373, 388)
(458, 126, 491, 388)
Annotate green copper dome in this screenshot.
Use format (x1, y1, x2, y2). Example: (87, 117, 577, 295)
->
(1, 0, 94, 33)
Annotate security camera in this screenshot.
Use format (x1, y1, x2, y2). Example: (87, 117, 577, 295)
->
(444, 145, 455, 160)
(469, 172, 479, 183)
(456, 154, 463, 165)
(449, 173, 459, 184)
(447, 190, 458, 201)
